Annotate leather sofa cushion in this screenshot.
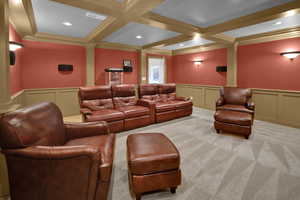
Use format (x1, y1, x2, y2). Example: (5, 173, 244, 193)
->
(86, 109, 125, 122)
(117, 106, 150, 118)
(82, 99, 114, 110)
(141, 94, 160, 101)
(65, 134, 115, 182)
(217, 104, 253, 114)
(155, 102, 177, 113)
(113, 96, 137, 107)
(159, 93, 176, 102)
(127, 133, 180, 175)
(214, 110, 252, 126)
(171, 100, 193, 109)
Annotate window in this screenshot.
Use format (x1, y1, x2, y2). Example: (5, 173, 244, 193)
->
(148, 57, 165, 84)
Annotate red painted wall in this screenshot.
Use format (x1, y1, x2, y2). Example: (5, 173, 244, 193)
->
(9, 24, 23, 94)
(95, 48, 139, 85)
(21, 40, 86, 89)
(146, 53, 173, 83)
(238, 37, 300, 91)
(172, 48, 227, 85)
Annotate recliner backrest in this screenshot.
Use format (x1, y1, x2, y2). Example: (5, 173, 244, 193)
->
(221, 87, 252, 105)
(78, 86, 114, 110)
(138, 84, 159, 101)
(0, 102, 66, 149)
(158, 83, 176, 101)
(112, 84, 137, 108)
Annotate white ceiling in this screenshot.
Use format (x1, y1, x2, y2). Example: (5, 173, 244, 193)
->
(162, 38, 213, 50)
(32, 0, 107, 38)
(223, 13, 300, 38)
(103, 22, 180, 46)
(152, 0, 295, 27)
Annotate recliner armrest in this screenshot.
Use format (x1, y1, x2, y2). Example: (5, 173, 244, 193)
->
(65, 121, 110, 141)
(3, 146, 101, 161)
(176, 96, 192, 101)
(137, 99, 156, 124)
(80, 108, 92, 115)
(246, 100, 255, 110)
(216, 97, 225, 107)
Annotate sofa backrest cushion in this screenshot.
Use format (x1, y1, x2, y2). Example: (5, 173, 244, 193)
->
(221, 87, 251, 106)
(79, 86, 114, 110)
(112, 84, 137, 107)
(0, 102, 66, 149)
(138, 84, 160, 101)
(158, 83, 176, 101)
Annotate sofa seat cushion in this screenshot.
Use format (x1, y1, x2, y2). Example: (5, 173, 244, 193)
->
(127, 133, 180, 175)
(86, 109, 125, 122)
(171, 100, 193, 109)
(214, 110, 252, 126)
(155, 102, 177, 113)
(217, 104, 253, 114)
(65, 134, 115, 182)
(117, 106, 150, 118)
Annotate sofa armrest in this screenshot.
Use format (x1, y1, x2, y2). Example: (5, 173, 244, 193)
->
(3, 145, 101, 161)
(246, 99, 255, 110)
(80, 108, 92, 115)
(65, 121, 110, 141)
(137, 99, 156, 123)
(216, 97, 225, 107)
(176, 96, 192, 101)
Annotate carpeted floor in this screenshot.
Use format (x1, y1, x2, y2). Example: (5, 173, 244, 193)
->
(67, 107, 300, 200)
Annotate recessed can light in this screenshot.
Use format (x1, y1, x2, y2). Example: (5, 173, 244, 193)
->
(136, 35, 143, 39)
(179, 44, 184, 47)
(274, 21, 282, 25)
(62, 22, 72, 26)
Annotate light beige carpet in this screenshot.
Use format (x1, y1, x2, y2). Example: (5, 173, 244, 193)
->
(67, 107, 300, 200)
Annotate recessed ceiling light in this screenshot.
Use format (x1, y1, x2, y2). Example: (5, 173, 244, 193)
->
(136, 35, 143, 39)
(274, 21, 282, 25)
(193, 33, 201, 41)
(285, 10, 296, 17)
(179, 44, 184, 47)
(62, 22, 72, 26)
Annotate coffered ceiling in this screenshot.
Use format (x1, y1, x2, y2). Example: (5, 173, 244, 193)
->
(8, 0, 300, 51)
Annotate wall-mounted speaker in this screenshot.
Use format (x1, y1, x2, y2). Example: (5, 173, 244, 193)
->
(58, 64, 73, 71)
(216, 66, 227, 72)
(123, 66, 133, 72)
(10, 51, 16, 65)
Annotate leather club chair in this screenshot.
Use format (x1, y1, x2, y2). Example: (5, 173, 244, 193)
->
(214, 87, 255, 139)
(78, 85, 125, 133)
(139, 83, 193, 123)
(112, 84, 153, 130)
(0, 102, 115, 200)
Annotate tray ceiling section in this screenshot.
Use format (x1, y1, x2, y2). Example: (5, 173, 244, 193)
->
(152, 0, 295, 27)
(162, 38, 214, 50)
(32, 0, 107, 38)
(103, 22, 180, 46)
(224, 13, 300, 38)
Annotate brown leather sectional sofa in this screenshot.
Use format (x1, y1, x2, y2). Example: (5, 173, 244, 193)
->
(79, 83, 193, 132)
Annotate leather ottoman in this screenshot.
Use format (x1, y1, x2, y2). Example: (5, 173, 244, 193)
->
(127, 133, 181, 200)
(214, 110, 253, 139)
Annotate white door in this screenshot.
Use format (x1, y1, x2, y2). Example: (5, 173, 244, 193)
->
(148, 57, 165, 84)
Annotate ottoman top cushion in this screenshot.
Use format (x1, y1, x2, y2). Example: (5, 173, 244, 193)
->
(127, 133, 180, 175)
(214, 110, 252, 126)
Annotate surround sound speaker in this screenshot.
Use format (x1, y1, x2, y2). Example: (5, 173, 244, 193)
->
(58, 64, 73, 71)
(216, 66, 227, 72)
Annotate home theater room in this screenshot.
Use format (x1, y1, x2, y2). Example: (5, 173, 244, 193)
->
(1, 0, 300, 200)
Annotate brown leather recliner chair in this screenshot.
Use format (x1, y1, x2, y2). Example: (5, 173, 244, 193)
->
(138, 83, 193, 123)
(0, 102, 115, 200)
(112, 84, 154, 130)
(78, 85, 125, 132)
(214, 87, 255, 139)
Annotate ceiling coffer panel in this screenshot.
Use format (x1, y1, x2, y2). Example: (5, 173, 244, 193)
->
(152, 0, 295, 27)
(103, 22, 180, 46)
(32, 0, 107, 38)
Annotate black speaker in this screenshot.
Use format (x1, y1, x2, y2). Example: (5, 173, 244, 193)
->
(216, 66, 227, 72)
(10, 51, 15, 65)
(58, 64, 73, 71)
(123, 66, 133, 72)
